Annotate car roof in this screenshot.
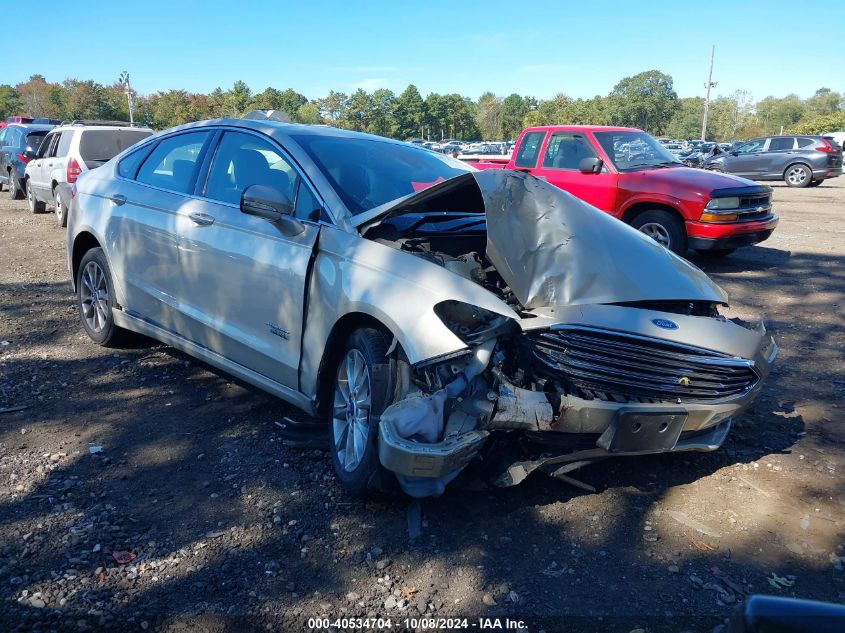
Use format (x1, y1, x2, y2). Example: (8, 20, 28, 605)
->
(522, 125, 642, 133)
(51, 123, 154, 133)
(7, 123, 55, 132)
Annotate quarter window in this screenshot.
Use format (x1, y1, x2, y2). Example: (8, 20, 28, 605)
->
(57, 132, 74, 157)
(767, 137, 794, 152)
(796, 137, 816, 148)
(118, 143, 155, 179)
(204, 132, 299, 206)
(136, 131, 211, 194)
(514, 131, 546, 168)
(542, 133, 598, 170)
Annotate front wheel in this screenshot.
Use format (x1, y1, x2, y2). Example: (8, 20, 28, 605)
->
(329, 328, 395, 496)
(26, 179, 46, 213)
(630, 209, 687, 255)
(784, 164, 812, 187)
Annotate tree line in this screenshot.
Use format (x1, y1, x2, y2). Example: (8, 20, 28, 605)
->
(1, 71, 842, 142)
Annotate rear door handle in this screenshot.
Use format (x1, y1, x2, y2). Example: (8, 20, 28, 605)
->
(189, 212, 215, 226)
(109, 194, 127, 206)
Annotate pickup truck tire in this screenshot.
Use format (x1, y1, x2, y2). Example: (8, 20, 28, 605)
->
(329, 328, 394, 496)
(26, 179, 46, 213)
(784, 164, 812, 187)
(696, 248, 736, 258)
(630, 209, 687, 255)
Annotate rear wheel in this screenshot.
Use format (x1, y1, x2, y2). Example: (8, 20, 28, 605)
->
(328, 328, 395, 496)
(630, 209, 687, 255)
(784, 164, 811, 187)
(54, 187, 68, 227)
(76, 248, 133, 347)
(8, 172, 22, 200)
(26, 179, 46, 213)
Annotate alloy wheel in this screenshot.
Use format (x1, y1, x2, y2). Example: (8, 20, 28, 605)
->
(638, 222, 671, 248)
(80, 261, 110, 333)
(786, 167, 807, 185)
(332, 349, 372, 472)
(55, 190, 64, 224)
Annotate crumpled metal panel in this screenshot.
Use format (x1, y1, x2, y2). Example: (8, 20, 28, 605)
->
(478, 169, 728, 308)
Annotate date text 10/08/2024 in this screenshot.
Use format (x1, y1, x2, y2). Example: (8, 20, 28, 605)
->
(307, 617, 528, 630)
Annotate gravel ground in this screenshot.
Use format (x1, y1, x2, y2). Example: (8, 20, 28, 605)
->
(1, 179, 843, 633)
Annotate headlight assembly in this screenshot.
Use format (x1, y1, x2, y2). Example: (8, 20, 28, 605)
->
(433, 300, 514, 345)
(706, 196, 740, 210)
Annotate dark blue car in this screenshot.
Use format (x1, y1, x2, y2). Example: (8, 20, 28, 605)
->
(0, 123, 54, 199)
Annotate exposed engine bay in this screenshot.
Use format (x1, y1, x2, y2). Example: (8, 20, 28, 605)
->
(359, 171, 777, 497)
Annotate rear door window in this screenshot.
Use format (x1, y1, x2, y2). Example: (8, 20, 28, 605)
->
(767, 137, 795, 151)
(37, 132, 57, 158)
(25, 132, 47, 152)
(514, 131, 546, 168)
(136, 131, 211, 194)
(79, 129, 154, 167)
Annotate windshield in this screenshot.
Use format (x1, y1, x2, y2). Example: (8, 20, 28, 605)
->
(291, 133, 471, 215)
(594, 131, 682, 171)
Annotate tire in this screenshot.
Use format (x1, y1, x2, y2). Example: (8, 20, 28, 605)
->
(784, 164, 812, 188)
(8, 171, 22, 200)
(76, 247, 133, 347)
(54, 187, 68, 228)
(630, 209, 687, 255)
(696, 248, 736, 258)
(26, 179, 46, 213)
(328, 328, 395, 496)
(808, 179, 823, 187)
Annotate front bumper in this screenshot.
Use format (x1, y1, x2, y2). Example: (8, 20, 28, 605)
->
(687, 214, 779, 250)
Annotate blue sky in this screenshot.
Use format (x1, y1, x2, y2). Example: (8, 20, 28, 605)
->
(11, 1, 842, 101)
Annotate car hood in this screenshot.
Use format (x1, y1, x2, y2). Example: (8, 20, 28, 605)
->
(361, 170, 729, 309)
(623, 165, 769, 196)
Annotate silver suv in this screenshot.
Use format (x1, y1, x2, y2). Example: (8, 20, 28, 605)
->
(24, 121, 152, 226)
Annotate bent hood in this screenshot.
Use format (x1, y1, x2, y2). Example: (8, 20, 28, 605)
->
(359, 170, 729, 308)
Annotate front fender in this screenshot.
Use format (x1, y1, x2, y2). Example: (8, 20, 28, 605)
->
(298, 225, 518, 399)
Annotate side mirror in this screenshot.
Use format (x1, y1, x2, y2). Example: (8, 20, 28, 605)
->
(730, 150, 739, 156)
(23, 150, 36, 160)
(240, 184, 305, 236)
(578, 157, 603, 174)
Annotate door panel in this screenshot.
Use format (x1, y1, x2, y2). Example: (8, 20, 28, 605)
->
(724, 139, 768, 176)
(761, 137, 795, 177)
(174, 130, 319, 388)
(106, 130, 212, 327)
(531, 131, 618, 212)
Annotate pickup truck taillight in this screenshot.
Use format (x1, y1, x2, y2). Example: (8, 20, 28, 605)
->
(66, 158, 83, 183)
(17, 153, 32, 164)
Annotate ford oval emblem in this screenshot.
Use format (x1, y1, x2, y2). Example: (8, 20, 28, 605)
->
(652, 318, 679, 330)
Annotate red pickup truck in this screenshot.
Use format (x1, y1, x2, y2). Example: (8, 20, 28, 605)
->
(466, 125, 779, 256)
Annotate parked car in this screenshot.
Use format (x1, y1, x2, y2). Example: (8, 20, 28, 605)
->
(703, 135, 843, 187)
(67, 118, 776, 498)
(464, 125, 779, 257)
(24, 121, 153, 226)
(0, 123, 54, 200)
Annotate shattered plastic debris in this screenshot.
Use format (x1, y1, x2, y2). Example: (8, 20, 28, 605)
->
(88, 445, 103, 455)
(380, 390, 448, 444)
(767, 573, 796, 590)
(112, 551, 137, 565)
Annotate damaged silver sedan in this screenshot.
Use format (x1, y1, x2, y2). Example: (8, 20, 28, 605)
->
(67, 118, 778, 498)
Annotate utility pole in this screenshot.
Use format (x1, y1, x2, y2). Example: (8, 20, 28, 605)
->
(119, 71, 135, 126)
(701, 45, 716, 141)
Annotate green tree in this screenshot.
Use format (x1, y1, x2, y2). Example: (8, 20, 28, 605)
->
(756, 94, 804, 135)
(317, 90, 348, 123)
(803, 88, 842, 119)
(607, 70, 678, 134)
(251, 87, 307, 119)
(789, 111, 845, 135)
(0, 85, 21, 119)
(297, 102, 322, 124)
(500, 93, 533, 140)
(16, 75, 64, 119)
(368, 89, 396, 137)
(221, 80, 252, 117)
(342, 89, 372, 131)
(476, 92, 502, 140)
(393, 85, 425, 139)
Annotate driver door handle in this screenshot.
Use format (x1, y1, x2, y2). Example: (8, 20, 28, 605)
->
(109, 194, 127, 206)
(189, 212, 215, 226)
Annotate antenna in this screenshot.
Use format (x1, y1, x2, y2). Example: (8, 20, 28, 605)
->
(701, 46, 716, 141)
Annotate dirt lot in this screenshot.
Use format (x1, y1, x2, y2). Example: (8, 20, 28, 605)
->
(1, 179, 843, 633)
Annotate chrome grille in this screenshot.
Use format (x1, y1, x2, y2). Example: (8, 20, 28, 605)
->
(528, 326, 759, 403)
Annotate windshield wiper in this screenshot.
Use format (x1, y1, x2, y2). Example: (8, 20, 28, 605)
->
(626, 161, 681, 170)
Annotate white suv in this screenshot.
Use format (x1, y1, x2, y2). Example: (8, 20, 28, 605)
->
(24, 121, 153, 226)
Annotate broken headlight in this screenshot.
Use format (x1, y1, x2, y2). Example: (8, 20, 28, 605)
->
(434, 300, 514, 345)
